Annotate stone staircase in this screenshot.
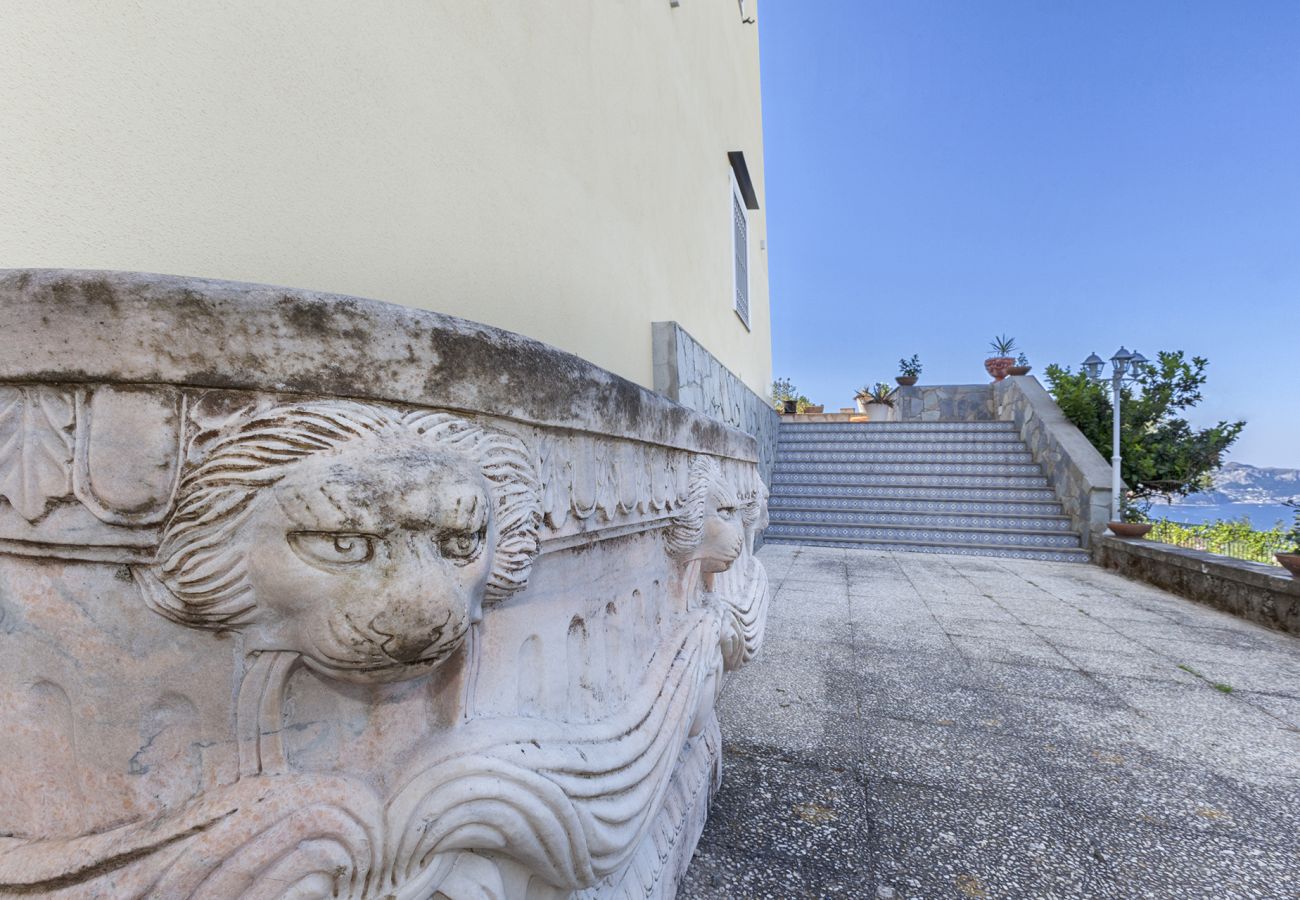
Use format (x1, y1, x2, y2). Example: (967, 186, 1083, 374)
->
(766, 420, 1090, 562)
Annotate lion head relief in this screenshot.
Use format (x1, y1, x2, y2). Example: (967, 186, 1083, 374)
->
(140, 401, 541, 684)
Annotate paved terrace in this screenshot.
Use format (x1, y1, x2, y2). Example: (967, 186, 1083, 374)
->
(683, 545, 1300, 899)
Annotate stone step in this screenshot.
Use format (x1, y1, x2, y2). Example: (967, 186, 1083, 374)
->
(771, 472, 1049, 488)
(778, 431, 1023, 445)
(768, 507, 1075, 532)
(765, 521, 1082, 550)
(779, 422, 1019, 436)
(767, 494, 1065, 516)
(777, 449, 1035, 464)
(769, 484, 1060, 502)
(775, 460, 1042, 476)
(776, 440, 1030, 454)
(763, 535, 1092, 564)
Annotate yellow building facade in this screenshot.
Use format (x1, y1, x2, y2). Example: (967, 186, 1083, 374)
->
(0, 0, 771, 400)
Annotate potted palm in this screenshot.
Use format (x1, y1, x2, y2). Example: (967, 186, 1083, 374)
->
(1108, 495, 1153, 538)
(1276, 502, 1300, 577)
(896, 355, 922, 386)
(1008, 352, 1031, 377)
(855, 383, 896, 421)
(984, 334, 1018, 381)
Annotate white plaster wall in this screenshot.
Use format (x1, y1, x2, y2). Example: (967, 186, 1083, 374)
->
(0, 0, 771, 397)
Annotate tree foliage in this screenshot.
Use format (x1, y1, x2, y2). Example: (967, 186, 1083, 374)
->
(1044, 351, 1244, 502)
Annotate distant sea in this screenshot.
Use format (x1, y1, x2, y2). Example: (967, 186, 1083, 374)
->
(1146, 501, 1295, 530)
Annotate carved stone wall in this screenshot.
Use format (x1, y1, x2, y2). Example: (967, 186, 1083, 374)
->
(0, 270, 771, 899)
(651, 321, 779, 487)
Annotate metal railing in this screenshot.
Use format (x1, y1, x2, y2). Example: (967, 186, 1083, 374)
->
(1148, 519, 1289, 566)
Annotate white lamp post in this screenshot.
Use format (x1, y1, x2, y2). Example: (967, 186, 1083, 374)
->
(1083, 348, 1148, 521)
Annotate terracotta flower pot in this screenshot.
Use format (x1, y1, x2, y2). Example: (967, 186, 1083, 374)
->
(895, 376, 918, 386)
(1276, 553, 1300, 578)
(1007, 365, 1031, 376)
(1108, 522, 1153, 538)
(984, 357, 1015, 381)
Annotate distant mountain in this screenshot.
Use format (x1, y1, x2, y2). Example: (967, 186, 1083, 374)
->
(1179, 462, 1300, 506)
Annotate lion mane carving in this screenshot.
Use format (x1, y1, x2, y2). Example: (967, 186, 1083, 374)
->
(139, 401, 542, 683)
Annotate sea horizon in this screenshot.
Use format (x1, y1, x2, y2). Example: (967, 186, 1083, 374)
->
(1147, 500, 1296, 530)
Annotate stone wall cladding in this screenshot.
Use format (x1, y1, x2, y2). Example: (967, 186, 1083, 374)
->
(652, 321, 779, 486)
(994, 376, 1113, 550)
(0, 270, 771, 900)
(893, 384, 996, 421)
(1096, 536, 1300, 636)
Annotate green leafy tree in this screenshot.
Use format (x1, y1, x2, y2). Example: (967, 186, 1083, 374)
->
(1044, 351, 1244, 502)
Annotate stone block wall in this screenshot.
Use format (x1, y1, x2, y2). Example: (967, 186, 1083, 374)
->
(994, 376, 1113, 549)
(892, 384, 996, 421)
(1096, 536, 1300, 635)
(652, 321, 780, 486)
(0, 270, 772, 899)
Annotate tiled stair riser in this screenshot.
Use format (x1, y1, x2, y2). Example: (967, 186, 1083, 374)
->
(777, 441, 1029, 453)
(767, 496, 1062, 515)
(781, 422, 1017, 433)
(770, 484, 1057, 501)
(763, 536, 1091, 563)
(766, 522, 1079, 548)
(772, 473, 1050, 488)
(778, 451, 1035, 464)
(768, 508, 1073, 531)
(775, 461, 1044, 476)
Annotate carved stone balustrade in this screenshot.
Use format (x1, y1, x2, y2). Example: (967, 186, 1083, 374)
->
(0, 270, 770, 899)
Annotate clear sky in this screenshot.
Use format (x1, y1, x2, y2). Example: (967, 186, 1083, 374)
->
(758, 1, 1299, 468)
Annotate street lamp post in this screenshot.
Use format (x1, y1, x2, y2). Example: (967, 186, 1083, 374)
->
(1083, 348, 1148, 522)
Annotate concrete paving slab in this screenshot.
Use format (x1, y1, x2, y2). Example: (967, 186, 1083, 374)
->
(688, 545, 1300, 895)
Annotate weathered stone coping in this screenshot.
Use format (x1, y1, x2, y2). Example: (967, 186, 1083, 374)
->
(995, 376, 1112, 548)
(0, 269, 757, 462)
(1096, 535, 1300, 636)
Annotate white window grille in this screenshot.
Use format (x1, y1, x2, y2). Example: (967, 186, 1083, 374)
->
(731, 172, 750, 329)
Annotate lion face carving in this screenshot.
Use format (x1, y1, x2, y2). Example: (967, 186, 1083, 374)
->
(667, 456, 744, 578)
(144, 402, 541, 683)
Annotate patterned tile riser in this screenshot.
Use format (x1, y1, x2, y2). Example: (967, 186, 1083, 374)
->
(767, 496, 1064, 515)
(776, 440, 1029, 452)
(774, 462, 1044, 476)
(765, 523, 1081, 548)
(769, 484, 1058, 501)
(778, 451, 1035, 464)
(771, 473, 1050, 488)
(762, 537, 1091, 563)
(767, 509, 1073, 531)
(781, 422, 1017, 432)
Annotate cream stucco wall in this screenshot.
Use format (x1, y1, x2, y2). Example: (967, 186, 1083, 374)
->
(0, 1, 770, 398)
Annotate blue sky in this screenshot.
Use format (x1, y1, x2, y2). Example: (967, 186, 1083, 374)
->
(759, 1, 1299, 468)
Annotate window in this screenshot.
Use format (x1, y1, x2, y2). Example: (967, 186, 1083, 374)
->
(731, 171, 750, 329)
(727, 151, 759, 330)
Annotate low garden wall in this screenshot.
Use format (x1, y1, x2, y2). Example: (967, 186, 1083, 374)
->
(994, 376, 1112, 549)
(892, 384, 996, 421)
(1096, 536, 1300, 636)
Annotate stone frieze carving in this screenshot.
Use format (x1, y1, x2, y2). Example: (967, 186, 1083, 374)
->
(0, 271, 769, 900)
(0, 390, 769, 894)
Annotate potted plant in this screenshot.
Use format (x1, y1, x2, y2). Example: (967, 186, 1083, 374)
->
(896, 355, 922, 386)
(1008, 353, 1031, 377)
(1108, 495, 1153, 538)
(1276, 502, 1300, 577)
(984, 334, 1018, 381)
(855, 383, 895, 421)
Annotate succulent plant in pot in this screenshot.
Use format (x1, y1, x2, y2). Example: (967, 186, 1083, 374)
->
(855, 382, 896, 421)
(896, 354, 922, 386)
(984, 334, 1018, 381)
(1108, 494, 1153, 538)
(1008, 352, 1031, 377)
(1276, 501, 1300, 577)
